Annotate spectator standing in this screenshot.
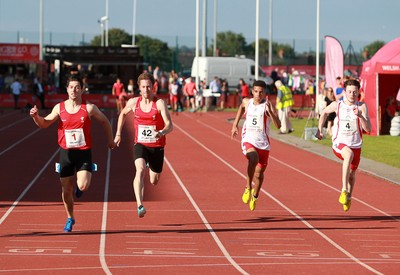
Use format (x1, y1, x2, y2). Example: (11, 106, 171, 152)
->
(275, 80, 294, 134)
(112, 78, 126, 114)
(219, 80, 229, 110)
(10, 78, 22, 109)
(209, 76, 221, 107)
(33, 77, 46, 109)
(183, 77, 197, 112)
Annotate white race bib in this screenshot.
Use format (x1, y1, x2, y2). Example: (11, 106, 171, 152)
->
(138, 125, 157, 143)
(65, 128, 86, 148)
(246, 113, 264, 132)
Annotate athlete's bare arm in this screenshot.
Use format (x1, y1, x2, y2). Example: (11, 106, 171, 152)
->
(30, 104, 59, 128)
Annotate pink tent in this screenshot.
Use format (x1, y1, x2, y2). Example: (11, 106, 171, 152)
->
(360, 37, 400, 135)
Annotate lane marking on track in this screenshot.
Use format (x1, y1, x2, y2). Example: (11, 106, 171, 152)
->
(0, 128, 41, 157)
(0, 116, 30, 132)
(0, 148, 59, 225)
(164, 157, 249, 275)
(195, 117, 400, 221)
(173, 122, 385, 275)
(98, 115, 114, 275)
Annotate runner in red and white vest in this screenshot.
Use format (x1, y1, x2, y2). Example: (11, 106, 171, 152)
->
(231, 80, 281, 211)
(316, 79, 371, 212)
(114, 72, 173, 218)
(30, 75, 116, 232)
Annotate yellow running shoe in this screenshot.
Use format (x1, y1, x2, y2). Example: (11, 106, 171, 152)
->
(242, 188, 251, 204)
(338, 190, 349, 205)
(249, 190, 258, 211)
(343, 199, 352, 212)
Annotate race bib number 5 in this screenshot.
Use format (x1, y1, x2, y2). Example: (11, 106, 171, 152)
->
(138, 125, 157, 143)
(65, 128, 86, 148)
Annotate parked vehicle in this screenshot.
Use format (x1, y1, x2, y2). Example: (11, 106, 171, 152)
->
(191, 56, 273, 87)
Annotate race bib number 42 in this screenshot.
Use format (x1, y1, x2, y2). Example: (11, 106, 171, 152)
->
(138, 125, 157, 143)
(65, 128, 86, 148)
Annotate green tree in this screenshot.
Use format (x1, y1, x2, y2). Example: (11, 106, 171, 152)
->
(135, 34, 173, 71)
(90, 28, 131, 46)
(209, 31, 247, 56)
(362, 40, 385, 60)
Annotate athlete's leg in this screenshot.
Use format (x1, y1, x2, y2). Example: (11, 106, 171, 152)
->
(76, 170, 92, 192)
(252, 165, 267, 197)
(246, 149, 259, 189)
(348, 169, 356, 197)
(133, 158, 147, 207)
(340, 146, 354, 192)
(60, 176, 75, 219)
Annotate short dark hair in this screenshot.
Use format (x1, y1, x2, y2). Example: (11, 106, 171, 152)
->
(137, 72, 155, 85)
(253, 80, 267, 89)
(344, 79, 360, 89)
(66, 75, 83, 88)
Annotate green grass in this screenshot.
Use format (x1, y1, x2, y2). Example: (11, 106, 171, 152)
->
(277, 115, 400, 168)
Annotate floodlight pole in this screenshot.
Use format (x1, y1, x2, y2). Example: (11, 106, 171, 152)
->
(255, 0, 260, 80)
(105, 0, 109, 47)
(39, 0, 43, 61)
(132, 0, 137, 45)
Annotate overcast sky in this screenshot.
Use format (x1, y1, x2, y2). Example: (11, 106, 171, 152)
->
(0, 0, 399, 53)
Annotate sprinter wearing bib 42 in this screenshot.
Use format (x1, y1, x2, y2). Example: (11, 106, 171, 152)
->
(316, 79, 371, 212)
(114, 72, 173, 218)
(30, 75, 116, 232)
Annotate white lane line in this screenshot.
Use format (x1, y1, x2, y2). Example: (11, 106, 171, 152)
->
(165, 157, 249, 275)
(196, 118, 399, 222)
(0, 116, 30, 132)
(0, 128, 41, 157)
(0, 148, 59, 225)
(173, 122, 384, 275)
(98, 146, 113, 274)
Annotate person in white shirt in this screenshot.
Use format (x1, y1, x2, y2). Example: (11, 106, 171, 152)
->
(316, 79, 371, 212)
(231, 80, 281, 211)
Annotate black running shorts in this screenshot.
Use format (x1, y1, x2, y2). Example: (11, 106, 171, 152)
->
(133, 143, 164, 173)
(59, 148, 93, 178)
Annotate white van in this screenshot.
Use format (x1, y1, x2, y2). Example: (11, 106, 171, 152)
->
(191, 56, 272, 87)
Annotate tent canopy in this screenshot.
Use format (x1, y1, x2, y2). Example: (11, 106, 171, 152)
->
(360, 37, 400, 135)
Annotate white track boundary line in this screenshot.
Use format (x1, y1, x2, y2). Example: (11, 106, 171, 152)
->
(0, 148, 59, 225)
(99, 117, 113, 275)
(173, 122, 384, 275)
(0, 128, 41, 157)
(164, 157, 249, 275)
(0, 116, 30, 132)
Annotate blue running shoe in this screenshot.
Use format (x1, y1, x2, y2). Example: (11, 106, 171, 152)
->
(75, 187, 83, 198)
(64, 218, 75, 232)
(137, 205, 147, 218)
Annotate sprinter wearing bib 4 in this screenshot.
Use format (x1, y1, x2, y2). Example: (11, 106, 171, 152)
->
(114, 72, 173, 218)
(30, 75, 116, 232)
(316, 79, 371, 212)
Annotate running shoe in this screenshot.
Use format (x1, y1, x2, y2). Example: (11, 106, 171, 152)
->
(242, 187, 251, 204)
(75, 187, 83, 198)
(343, 199, 352, 212)
(338, 190, 349, 205)
(64, 218, 75, 232)
(249, 189, 258, 211)
(138, 205, 147, 218)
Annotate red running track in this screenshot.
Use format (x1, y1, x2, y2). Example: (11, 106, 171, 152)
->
(0, 109, 399, 274)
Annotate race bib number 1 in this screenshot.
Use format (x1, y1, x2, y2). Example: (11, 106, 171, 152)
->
(65, 128, 86, 148)
(138, 125, 157, 143)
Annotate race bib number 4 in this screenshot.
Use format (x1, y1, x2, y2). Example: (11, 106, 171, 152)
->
(138, 125, 157, 143)
(65, 128, 86, 148)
